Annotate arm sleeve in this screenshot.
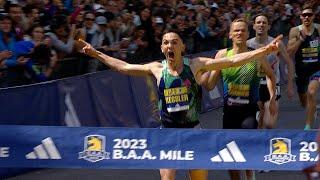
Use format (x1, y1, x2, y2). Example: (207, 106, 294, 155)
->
(47, 33, 74, 53)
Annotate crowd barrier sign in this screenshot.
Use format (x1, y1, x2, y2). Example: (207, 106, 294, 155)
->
(0, 63, 223, 127)
(0, 125, 318, 171)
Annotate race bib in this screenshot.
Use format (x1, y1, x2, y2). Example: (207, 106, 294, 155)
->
(302, 46, 319, 63)
(164, 86, 189, 112)
(227, 83, 250, 105)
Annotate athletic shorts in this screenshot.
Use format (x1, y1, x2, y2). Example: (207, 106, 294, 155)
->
(296, 75, 310, 94)
(160, 120, 200, 128)
(259, 84, 281, 102)
(223, 104, 258, 129)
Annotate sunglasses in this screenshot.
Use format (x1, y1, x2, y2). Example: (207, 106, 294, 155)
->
(85, 18, 95, 21)
(301, 13, 314, 17)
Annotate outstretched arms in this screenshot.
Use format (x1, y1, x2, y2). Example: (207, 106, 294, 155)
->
(192, 35, 283, 73)
(191, 35, 282, 88)
(78, 39, 162, 77)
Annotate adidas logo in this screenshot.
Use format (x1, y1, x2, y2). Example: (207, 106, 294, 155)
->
(211, 141, 246, 162)
(26, 137, 62, 160)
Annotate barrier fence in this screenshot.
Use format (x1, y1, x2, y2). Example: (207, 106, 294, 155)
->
(0, 125, 317, 171)
(0, 67, 223, 127)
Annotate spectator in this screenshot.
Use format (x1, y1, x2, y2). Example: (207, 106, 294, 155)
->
(0, 15, 25, 87)
(83, 12, 98, 44)
(14, 41, 57, 82)
(24, 24, 45, 45)
(194, 7, 212, 52)
(119, 11, 135, 38)
(23, 24, 58, 74)
(88, 15, 108, 72)
(0, 0, 312, 87)
(105, 14, 122, 44)
(138, 7, 155, 57)
(7, 3, 26, 40)
(129, 26, 149, 63)
(151, 16, 165, 59)
(23, 4, 40, 32)
(45, 15, 75, 58)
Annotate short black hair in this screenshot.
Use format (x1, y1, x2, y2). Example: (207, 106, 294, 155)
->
(0, 14, 12, 21)
(50, 15, 68, 30)
(163, 28, 182, 38)
(23, 4, 37, 15)
(252, 13, 269, 24)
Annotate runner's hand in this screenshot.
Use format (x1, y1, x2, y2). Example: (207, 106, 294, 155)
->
(77, 39, 99, 57)
(266, 35, 283, 54)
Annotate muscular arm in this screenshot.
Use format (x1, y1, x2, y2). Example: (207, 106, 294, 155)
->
(261, 58, 278, 116)
(193, 45, 275, 72)
(194, 50, 225, 90)
(287, 27, 302, 57)
(78, 39, 162, 78)
(279, 42, 294, 82)
(93, 50, 161, 76)
(278, 41, 295, 98)
(191, 35, 282, 76)
(260, 58, 276, 101)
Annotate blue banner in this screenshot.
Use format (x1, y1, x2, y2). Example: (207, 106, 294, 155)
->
(0, 125, 318, 170)
(0, 69, 223, 127)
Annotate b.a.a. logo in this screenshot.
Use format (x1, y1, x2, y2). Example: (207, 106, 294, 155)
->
(264, 138, 296, 165)
(79, 135, 110, 162)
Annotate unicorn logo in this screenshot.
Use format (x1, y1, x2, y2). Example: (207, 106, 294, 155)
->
(79, 135, 110, 162)
(264, 138, 296, 165)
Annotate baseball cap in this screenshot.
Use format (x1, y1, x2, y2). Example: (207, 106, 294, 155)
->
(95, 16, 107, 25)
(155, 17, 164, 24)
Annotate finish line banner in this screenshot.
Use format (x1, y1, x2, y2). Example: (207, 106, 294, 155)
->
(0, 125, 318, 170)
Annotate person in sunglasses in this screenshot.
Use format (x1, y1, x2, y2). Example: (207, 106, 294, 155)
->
(287, 3, 320, 130)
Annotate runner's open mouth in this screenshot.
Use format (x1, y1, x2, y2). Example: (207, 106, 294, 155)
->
(168, 52, 174, 58)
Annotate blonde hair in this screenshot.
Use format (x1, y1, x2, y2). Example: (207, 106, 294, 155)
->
(230, 18, 248, 32)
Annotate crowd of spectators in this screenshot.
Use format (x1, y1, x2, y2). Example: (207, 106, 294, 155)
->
(0, 0, 319, 88)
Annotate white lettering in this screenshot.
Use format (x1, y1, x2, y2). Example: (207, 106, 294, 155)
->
(113, 149, 123, 159)
(112, 149, 156, 160)
(299, 152, 310, 161)
(160, 150, 171, 160)
(127, 150, 137, 159)
(141, 150, 154, 160)
(0, 147, 9, 157)
(159, 150, 194, 160)
(184, 151, 194, 160)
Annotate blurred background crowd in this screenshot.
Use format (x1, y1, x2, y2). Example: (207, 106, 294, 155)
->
(0, 0, 319, 88)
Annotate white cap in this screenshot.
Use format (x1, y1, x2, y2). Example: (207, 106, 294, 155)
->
(155, 17, 164, 24)
(211, 3, 219, 9)
(96, 16, 107, 25)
